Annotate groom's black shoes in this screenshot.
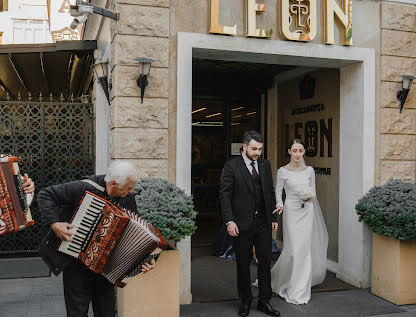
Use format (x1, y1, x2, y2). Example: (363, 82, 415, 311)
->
(257, 301, 280, 316)
(238, 299, 252, 316)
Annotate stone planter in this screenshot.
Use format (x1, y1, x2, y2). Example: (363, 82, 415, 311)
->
(117, 249, 180, 317)
(371, 233, 416, 305)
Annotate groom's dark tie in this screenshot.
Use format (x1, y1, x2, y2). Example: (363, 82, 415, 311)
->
(250, 161, 258, 180)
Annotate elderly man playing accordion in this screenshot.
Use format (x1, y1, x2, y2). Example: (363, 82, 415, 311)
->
(38, 161, 156, 317)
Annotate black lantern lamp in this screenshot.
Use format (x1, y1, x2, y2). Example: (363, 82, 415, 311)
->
(135, 57, 155, 103)
(397, 75, 416, 113)
(92, 61, 110, 103)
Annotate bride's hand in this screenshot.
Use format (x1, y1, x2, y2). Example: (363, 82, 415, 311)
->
(273, 206, 283, 215)
(303, 198, 311, 202)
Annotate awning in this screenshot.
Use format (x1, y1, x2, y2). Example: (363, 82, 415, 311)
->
(0, 40, 96, 100)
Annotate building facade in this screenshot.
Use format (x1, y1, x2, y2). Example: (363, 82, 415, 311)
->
(83, 0, 416, 304)
(1, 0, 415, 305)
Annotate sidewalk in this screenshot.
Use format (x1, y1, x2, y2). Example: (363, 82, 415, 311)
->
(0, 275, 93, 317)
(182, 290, 416, 317)
(1, 275, 415, 317)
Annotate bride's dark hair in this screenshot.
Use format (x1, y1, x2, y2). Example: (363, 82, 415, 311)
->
(288, 138, 305, 150)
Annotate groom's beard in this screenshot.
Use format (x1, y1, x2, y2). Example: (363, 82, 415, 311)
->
(246, 151, 260, 161)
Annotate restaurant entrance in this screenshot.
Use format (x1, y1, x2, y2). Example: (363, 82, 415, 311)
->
(190, 59, 293, 247)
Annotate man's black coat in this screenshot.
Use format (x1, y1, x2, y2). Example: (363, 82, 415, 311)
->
(219, 156, 277, 231)
(37, 175, 137, 275)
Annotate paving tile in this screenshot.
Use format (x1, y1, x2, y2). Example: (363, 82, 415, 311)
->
(0, 258, 50, 278)
(40, 295, 66, 315)
(180, 290, 405, 317)
(0, 282, 33, 303)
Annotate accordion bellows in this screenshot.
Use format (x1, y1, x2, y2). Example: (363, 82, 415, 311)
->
(0, 156, 34, 236)
(58, 191, 167, 285)
(102, 210, 162, 284)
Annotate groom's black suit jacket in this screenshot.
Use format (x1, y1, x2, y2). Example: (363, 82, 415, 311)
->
(220, 156, 277, 231)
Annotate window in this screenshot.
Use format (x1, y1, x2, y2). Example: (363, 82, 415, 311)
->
(13, 19, 51, 44)
(0, 0, 8, 12)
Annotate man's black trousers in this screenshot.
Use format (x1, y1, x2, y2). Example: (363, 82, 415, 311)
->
(63, 260, 115, 317)
(234, 214, 272, 303)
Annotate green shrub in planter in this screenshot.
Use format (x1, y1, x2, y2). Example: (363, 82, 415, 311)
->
(134, 178, 197, 242)
(356, 179, 416, 241)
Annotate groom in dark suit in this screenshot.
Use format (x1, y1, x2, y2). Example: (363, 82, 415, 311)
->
(220, 131, 279, 317)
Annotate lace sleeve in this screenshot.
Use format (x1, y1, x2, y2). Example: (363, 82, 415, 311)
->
(310, 166, 316, 198)
(275, 168, 284, 207)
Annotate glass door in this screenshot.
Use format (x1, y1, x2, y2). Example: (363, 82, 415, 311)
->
(225, 96, 262, 161)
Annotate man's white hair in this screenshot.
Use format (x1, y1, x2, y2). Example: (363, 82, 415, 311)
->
(104, 161, 137, 187)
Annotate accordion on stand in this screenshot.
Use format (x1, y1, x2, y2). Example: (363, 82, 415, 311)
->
(58, 191, 167, 287)
(0, 156, 35, 236)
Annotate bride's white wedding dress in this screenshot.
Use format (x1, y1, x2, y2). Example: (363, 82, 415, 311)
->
(271, 166, 328, 305)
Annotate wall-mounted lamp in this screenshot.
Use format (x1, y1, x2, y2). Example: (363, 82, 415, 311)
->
(92, 61, 110, 103)
(135, 57, 155, 103)
(397, 75, 416, 113)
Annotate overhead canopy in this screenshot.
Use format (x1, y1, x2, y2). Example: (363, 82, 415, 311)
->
(0, 40, 96, 100)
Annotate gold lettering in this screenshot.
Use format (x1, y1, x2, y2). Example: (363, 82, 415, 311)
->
(58, 0, 72, 13)
(280, 0, 316, 42)
(325, 0, 352, 45)
(209, 0, 237, 36)
(246, 0, 273, 38)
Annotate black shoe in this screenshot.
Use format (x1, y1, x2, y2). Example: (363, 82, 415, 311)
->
(257, 301, 280, 316)
(238, 299, 252, 316)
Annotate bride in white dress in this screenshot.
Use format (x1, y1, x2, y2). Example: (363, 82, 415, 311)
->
(271, 139, 328, 305)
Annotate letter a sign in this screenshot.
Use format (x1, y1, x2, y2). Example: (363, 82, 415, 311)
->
(58, 0, 72, 13)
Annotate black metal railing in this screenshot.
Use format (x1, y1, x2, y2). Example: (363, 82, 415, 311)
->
(0, 98, 94, 255)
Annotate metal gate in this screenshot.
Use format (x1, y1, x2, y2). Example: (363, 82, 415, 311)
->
(0, 99, 94, 255)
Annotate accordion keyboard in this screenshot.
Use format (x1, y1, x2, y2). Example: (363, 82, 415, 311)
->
(58, 194, 106, 257)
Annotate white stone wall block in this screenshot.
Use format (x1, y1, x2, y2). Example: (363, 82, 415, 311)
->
(381, 108, 416, 134)
(113, 65, 169, 98)
(110, 97, 168, 129)
(124, 159, 169, 178)
(382, 2, 416, 32)
(382, 29, 416, 58)
(381, 82, 416, 109)
(113, 35, 169, 68)
(117, 0, 169, 7)
(116, 4, 169, 37)
(381, 134, 416, 160)
(111, 128, 168, 159)
(380, 160, 416, 184)
(381, 56, 416, 82)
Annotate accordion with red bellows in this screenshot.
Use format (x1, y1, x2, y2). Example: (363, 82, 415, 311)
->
(57, 191, 167, 286)
(0, 156, 35, 236)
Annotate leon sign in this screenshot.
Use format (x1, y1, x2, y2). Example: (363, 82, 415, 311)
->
(209, 0, 352, 45)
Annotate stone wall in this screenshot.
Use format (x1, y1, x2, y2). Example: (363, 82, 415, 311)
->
(379, 1, 416, 184)
(110, 0, 169, 179)
(109, 0, 193, 306)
